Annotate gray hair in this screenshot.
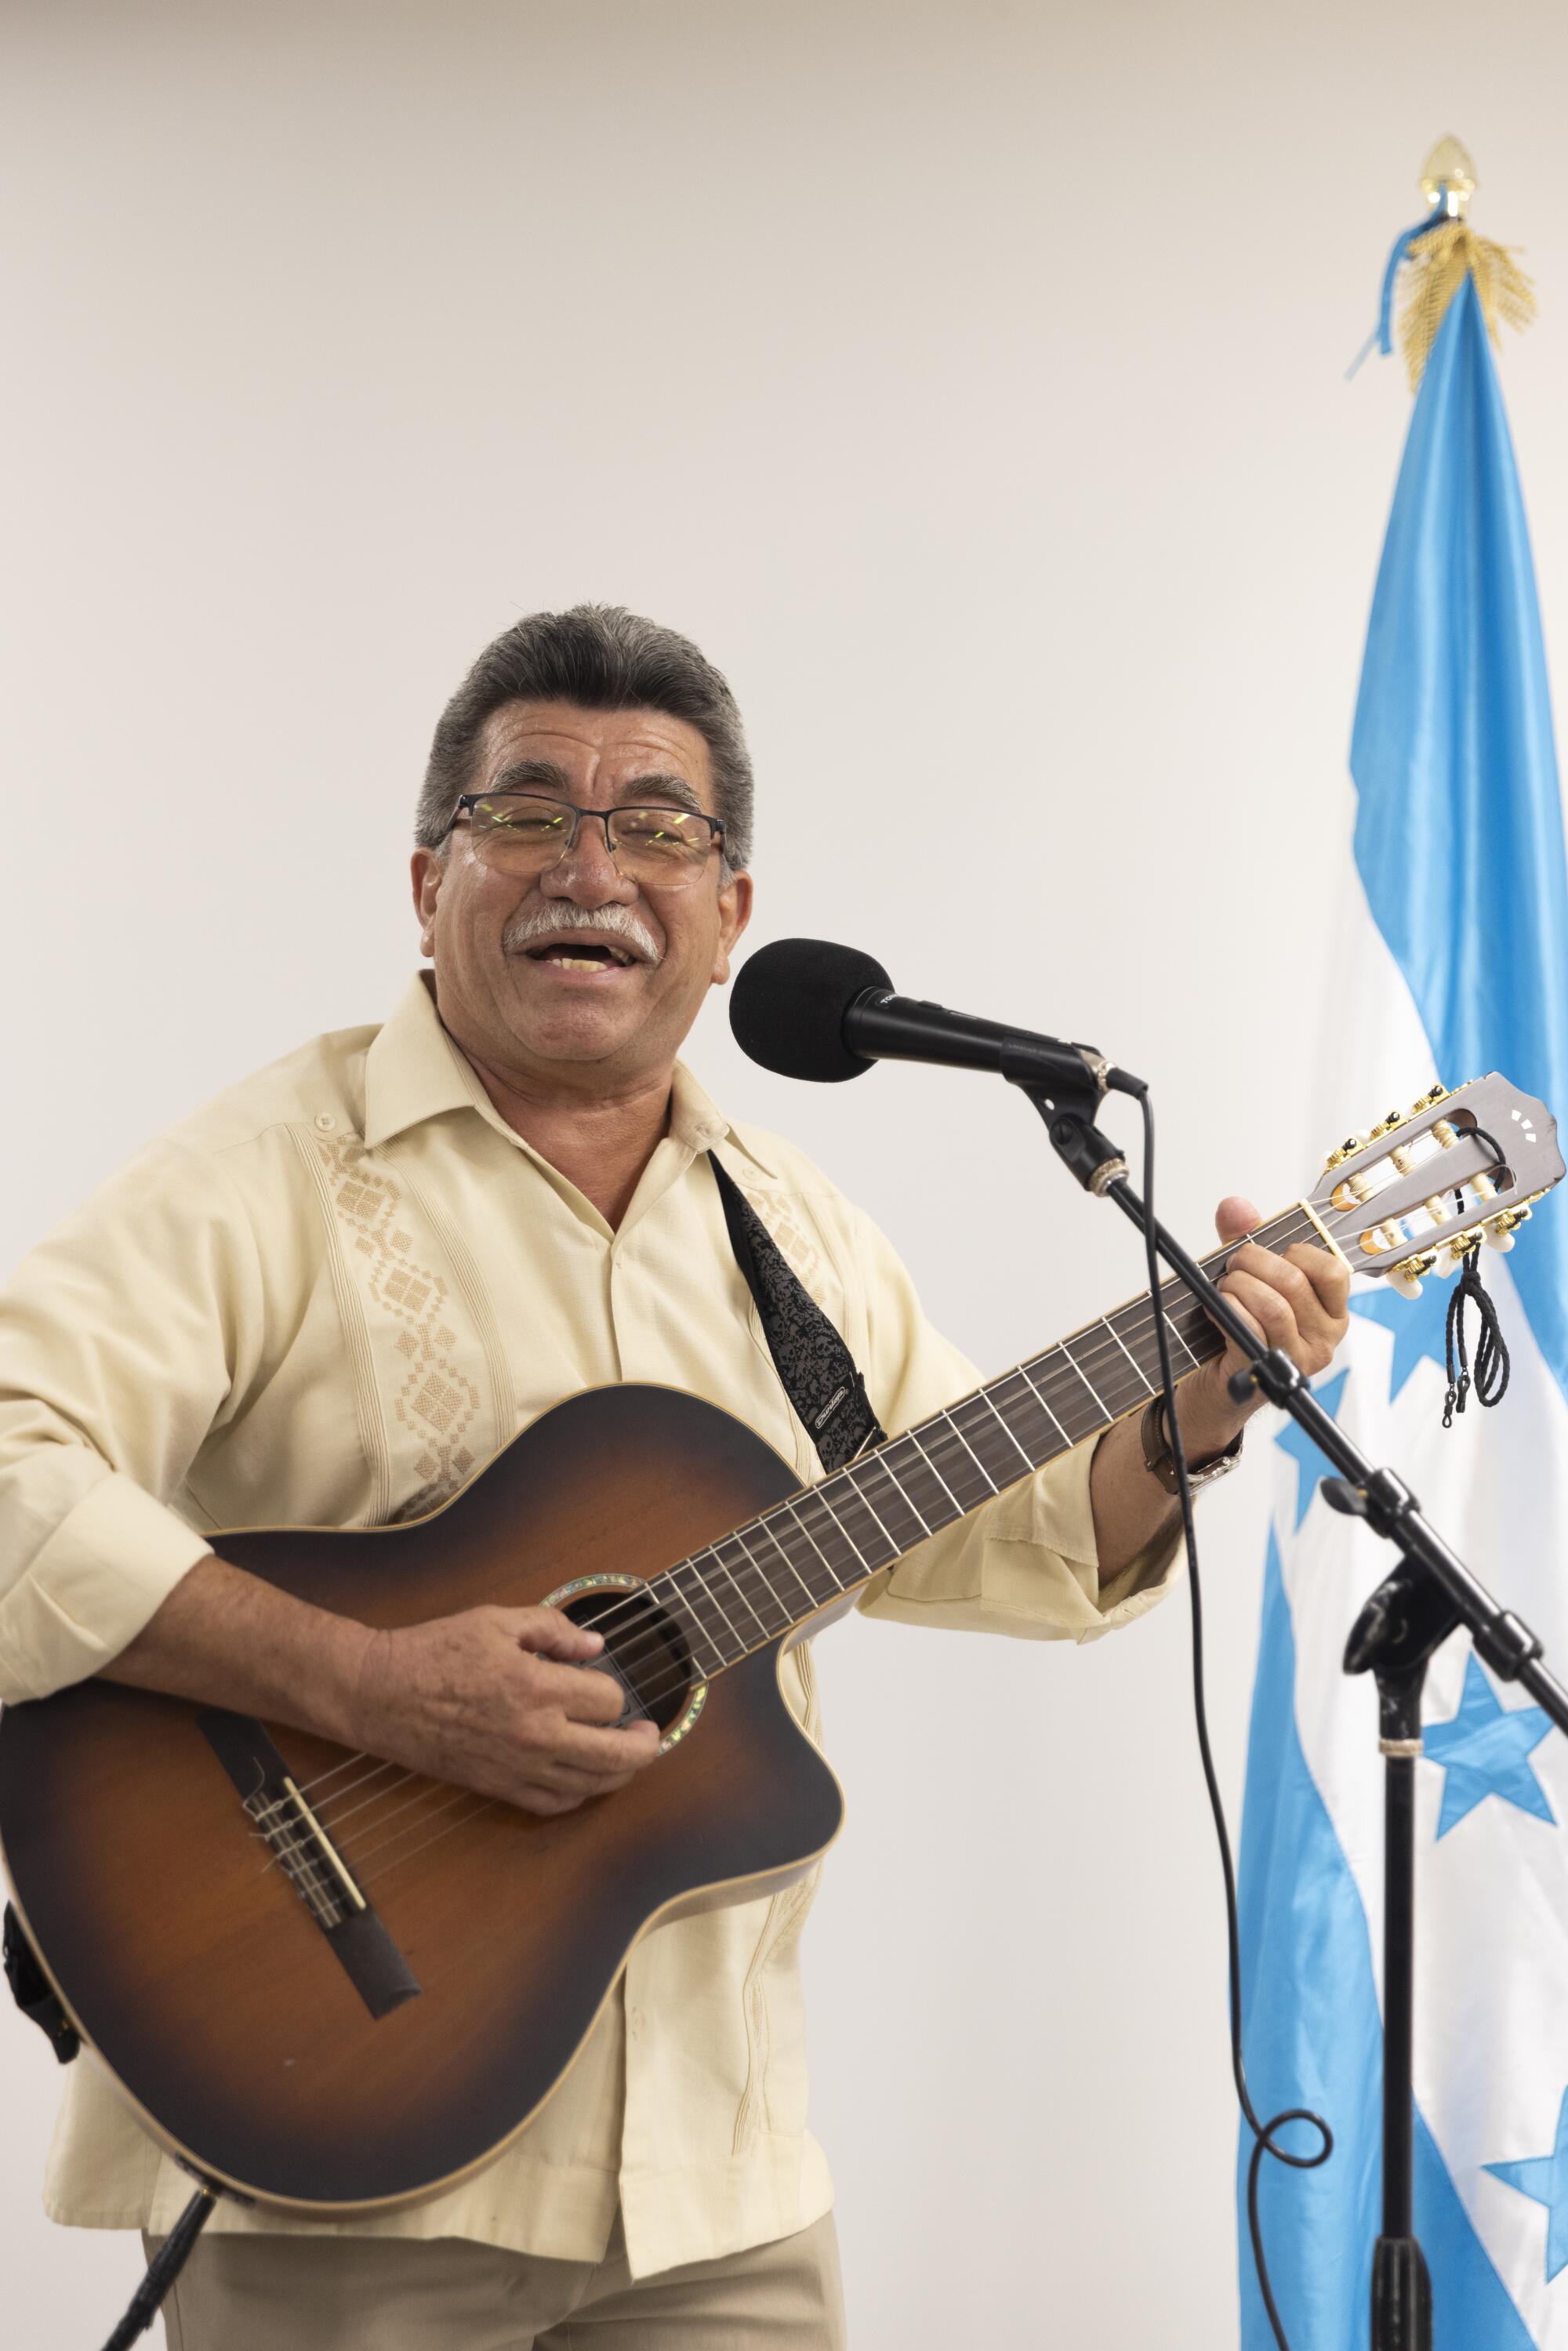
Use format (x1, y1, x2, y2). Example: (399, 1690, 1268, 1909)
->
(416, 604, 754, 873)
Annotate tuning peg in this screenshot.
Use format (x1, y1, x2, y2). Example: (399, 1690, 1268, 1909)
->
(1484, 1206, 1530, 1251)
(1388, 1248, 1436, 1300)
(1483, 1225, 1515, 1254)
(1410, 1083, 1449, 1115)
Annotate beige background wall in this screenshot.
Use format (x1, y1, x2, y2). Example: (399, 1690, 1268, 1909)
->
(4, 4, 1568, 2344)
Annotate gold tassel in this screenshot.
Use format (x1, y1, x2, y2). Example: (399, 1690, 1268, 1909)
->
(1398, 219, 1537, 390)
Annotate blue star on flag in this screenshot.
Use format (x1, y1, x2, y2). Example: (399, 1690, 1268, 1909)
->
(1350, 1279, 1453, 1403)
(1424, 1652, 1555, 1839)
(1486, 2086, 1568, 2280)
(1273, 1369, 1349, 1532)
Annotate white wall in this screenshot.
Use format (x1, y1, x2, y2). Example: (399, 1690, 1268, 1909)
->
(4, 4, 1568, 2343)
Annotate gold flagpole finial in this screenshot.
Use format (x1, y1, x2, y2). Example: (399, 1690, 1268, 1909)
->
(1395, 137, 1533, 385)
(1419, 137, 1478, 221)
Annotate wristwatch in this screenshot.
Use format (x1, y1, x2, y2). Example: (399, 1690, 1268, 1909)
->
(1139, 1395, 1244, 1497)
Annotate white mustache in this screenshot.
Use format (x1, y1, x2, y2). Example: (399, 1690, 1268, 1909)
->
(502, 902, 662, 964)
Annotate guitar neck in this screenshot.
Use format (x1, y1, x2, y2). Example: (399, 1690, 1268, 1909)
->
(647, 1200, 1323, 1677)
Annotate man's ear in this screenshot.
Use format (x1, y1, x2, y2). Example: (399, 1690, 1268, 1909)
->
(412, 849, 443, 959)
(711, 872, 753, 985)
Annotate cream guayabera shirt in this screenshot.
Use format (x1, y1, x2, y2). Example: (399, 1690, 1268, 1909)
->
(0, 974, 1178, 2279)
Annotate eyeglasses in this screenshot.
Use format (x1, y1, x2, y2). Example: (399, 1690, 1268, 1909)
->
(440, 792, 725, 891)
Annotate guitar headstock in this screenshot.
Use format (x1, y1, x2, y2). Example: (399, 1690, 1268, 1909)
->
(1305, 1076, 1564, 1299)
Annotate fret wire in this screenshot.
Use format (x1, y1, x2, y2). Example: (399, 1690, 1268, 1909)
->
(640, 1199, 1333, 1674)
(719, 1523, 799, 1636)
(917, 1416, 1008, 1502)
(681, 1553, 749, 1658)
(902, 1428, 969, 1516)
(652, 1573, 729, 1677)
(1104, 1319, 1156, 1395)
(837, 1462, 903, 1557)
(869, 1432, 964, 1535)
(1017, 1362, 1072, 1450)
(1059, 1339, 1112, 1420)
(984, 1369, 1065, 1468)
(937, 1408, 1000, 1494)
(779, 1497, 851, 1594)
(1062, 1343, 1143, 1419)
(757, 1508, 837, 1608)
(808, 1483, 876, 1576)
(818, 1465, 900, 1566)
(706, 1536, 784, 1641)
(854, 1447, 934, 1540)
(787, 1485, 861, 1584)
(724, 1529, 800, 1636)
(972, 1387, 1036, 1476)
(1025, 1355, 1100, 1446)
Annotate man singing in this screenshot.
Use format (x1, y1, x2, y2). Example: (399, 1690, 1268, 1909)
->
(0, 606, 1349, 2347)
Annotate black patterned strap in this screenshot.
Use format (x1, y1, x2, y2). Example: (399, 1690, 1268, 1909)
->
(709, 1152, 887, 1475)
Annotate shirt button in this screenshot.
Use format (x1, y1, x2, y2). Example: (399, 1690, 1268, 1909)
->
(314, 1113, 336, 1132)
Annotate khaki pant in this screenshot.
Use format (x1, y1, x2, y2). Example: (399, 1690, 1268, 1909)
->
(147, 2211, 847, 2350)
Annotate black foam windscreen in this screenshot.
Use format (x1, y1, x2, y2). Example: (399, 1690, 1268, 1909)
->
(728, 937, 893, 1083)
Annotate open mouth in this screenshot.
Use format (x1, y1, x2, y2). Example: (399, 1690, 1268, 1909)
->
(523, 941, 640, 971)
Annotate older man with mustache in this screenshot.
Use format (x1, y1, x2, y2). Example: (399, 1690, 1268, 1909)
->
(0, 606, 1350, 2348)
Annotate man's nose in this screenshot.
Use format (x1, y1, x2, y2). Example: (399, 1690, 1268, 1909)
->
(540, 815, 637, 903)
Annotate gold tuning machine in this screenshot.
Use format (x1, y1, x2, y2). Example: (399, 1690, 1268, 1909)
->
(1484, 1206, 1531, 1254)
(1322, 1087, 1450, 1173)
(1388, 1249, 1437, 1301)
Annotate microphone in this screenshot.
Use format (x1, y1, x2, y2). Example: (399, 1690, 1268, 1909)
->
(728, 937, 1145, 1098)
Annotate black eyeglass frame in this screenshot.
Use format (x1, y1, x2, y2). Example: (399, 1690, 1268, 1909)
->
(438, 791, 726, 872)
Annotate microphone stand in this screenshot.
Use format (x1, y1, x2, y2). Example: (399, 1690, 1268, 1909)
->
(1023, 1075, 1568, 2351)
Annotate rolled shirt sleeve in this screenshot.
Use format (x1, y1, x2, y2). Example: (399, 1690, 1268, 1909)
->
(845, 1206, 1181, 1643)
(0, 1137, 258, 1703)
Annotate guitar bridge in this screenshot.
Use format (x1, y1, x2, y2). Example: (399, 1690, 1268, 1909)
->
(198, 1711, 421, 2020)
(248, 1775, 365, 1931)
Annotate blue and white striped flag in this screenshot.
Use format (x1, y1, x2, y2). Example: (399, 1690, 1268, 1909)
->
(1236, 266, 1568, 2346)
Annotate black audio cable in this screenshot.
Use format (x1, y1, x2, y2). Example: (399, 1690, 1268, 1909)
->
(1134, 1090, 1332, 2351)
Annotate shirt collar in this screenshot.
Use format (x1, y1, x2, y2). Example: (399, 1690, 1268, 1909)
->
(362, 971, 755, 1166)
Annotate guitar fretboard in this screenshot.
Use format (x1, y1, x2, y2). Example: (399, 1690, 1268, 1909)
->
(609, 1201, 1319, 1691)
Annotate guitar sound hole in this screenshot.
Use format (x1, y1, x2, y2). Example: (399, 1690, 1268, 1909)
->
(560, 1586, 696, 1734)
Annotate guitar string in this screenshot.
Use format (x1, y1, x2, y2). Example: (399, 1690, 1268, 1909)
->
(270, 1190, 1489, 1897)
(264, 1364, 1159, 1864)
(296, 1167, 1497, 1928)
(285, 1148, 1476, 1807)
(279, 1214, 1322, 1840)
(281, 1283, 1225, 1838)
(291, 1181, 1396, 1870)
(272, 1257, 1312, 1874)
(482, 1166, 1464, 1676)
(262, 1161, 1492, 1892)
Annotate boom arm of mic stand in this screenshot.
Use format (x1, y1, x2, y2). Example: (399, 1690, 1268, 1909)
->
(1022, 1090, 1568, 1736)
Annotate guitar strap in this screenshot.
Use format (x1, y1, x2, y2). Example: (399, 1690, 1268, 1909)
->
(709, 1151, 887, 1475)
(3, 1899, 78, 2063)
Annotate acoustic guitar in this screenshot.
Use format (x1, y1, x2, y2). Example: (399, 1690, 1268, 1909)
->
(0, 1075, 1558, 2219)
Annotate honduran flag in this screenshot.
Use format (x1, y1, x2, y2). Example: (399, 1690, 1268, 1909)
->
(1236, 267, 1568, 2345)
